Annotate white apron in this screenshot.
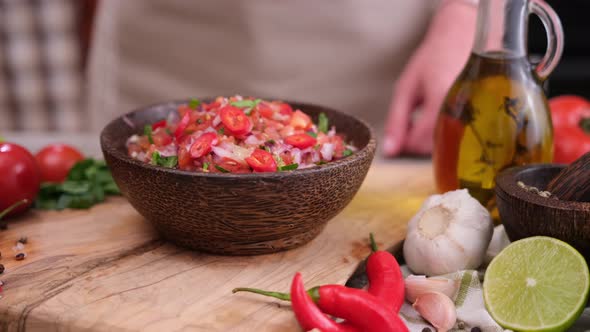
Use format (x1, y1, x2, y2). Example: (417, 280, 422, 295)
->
(87, 0, 437, 133)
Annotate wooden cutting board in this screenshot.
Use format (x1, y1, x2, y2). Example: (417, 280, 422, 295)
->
(0, 160, 434, 332)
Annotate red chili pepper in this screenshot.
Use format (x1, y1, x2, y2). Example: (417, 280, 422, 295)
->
(174, 112, 191, 141)
(367, 233, 405, 312)
(151, 119, 167, 130)
(291, 273, 357, 332)
(293, 274, 408, 332)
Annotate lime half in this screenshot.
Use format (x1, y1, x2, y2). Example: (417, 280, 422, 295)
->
(483, 236, 590, 332)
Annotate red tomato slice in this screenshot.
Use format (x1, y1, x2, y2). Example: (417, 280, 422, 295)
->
(245, 149, 277, 172)
(290, 110, 312, 129)
(190, 132, 218, 158)
(285, 134, 316, 149)
(151, 120, 167, 130)
(174, 112, 191, 141)
(178, 146, 193, 170)
(220, 106, 251, 135)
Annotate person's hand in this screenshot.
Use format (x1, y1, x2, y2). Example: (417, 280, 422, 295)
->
(383, 1, 478, 156)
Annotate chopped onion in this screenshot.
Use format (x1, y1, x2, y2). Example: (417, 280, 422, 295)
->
(311, 151, 321, 163)
(212, 115, 221, 127)
(320, 143, 335, 161)
(158, 144, 177, 157)
(327, 128, 336, 137)
(204, 127, 216, 134)
(292, 148, 302, 164)
(273, 113, 289, 122)
(244, 135, 263, 146)
(212, 142, 253, 165)
(126, 134, 139, 145)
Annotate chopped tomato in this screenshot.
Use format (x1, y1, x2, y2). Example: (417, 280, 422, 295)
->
(190, 132, 218, 158)
(152, 129, 173, 147)
(245, 149, 277, 172)
(256, 102, 274, 119)
(220, 106, 251, 136)
(177, 105, 192, 117)
(290, 110, 312, 129)
(285, 134, 316, 149)
(215, 157, 251, 173)
(178, 146, 193, 170)
(175, 112, 191, 141)
(151, 120, 167, 130)
(279, 103, 293, 116)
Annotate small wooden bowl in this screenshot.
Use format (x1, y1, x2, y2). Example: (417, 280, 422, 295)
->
(495, 164, 590, 261)
(100, 99, 376, 255)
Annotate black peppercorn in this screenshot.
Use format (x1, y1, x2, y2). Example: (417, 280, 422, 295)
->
(17, 237, 27, 244)
(0, 264, 4, 274)
(422, 328, 432, 332)
(15, 253, 26, 261)
(471, 327, 482, 332)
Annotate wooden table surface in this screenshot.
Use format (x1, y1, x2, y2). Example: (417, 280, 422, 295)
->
(0, 155, 433, 331)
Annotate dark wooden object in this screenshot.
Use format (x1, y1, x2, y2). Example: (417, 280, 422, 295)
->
(495, 164, 590, 263)
(547, 151, 590, 202)
(100, 99, 376, 255)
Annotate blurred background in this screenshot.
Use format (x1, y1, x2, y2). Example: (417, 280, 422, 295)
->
(0, 0, 587, 133)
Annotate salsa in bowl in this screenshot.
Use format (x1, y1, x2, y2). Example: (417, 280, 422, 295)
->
(100, 97, 376, 255)
(126, 96, 357, 173)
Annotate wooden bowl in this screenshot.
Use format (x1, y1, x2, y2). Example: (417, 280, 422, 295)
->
(100, 99, 376, 255)
(495, 164, 590, 261)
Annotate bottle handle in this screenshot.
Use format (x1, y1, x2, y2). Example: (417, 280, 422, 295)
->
(529, 0, 564, 81)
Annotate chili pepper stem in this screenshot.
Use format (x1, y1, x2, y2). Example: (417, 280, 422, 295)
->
(369, 233, 378, 252)
(0, 199, 28, 220)
(232, 286, 320, 302)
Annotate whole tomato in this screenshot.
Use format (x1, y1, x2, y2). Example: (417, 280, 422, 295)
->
(0, 143, 41, 216)
(35, 144, 84, 183)
(549, 95, 590, 164)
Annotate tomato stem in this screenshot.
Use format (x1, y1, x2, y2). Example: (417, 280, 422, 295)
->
(369, 233, 378, 252)
(579, 118, 590, 135)
(0, 199, 28, 220)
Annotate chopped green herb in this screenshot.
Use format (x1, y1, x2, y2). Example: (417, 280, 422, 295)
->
(165, 128, 173, 135)
(259, 145, 271, 153)
(34, 159, 120, 210)
(151, 151, 178, 168)
(273, 155, 285, 167)
(266, 139, 276, 145)
(244, 108, 253, 116)
(218, 127, 225, 135)
(189, 98, 201, 109)
(307, 131, 318, 138)
(316, 161, 327, 165)
(144, 125, 154, 144)
(314, 144, 321, 150)
(318, 112, 329, 133)
(203, 162, 210, 171)
(230, 99, 262, 108)
(343, 149, 353, 157)
(215, 165, 230, 173)
(278, 163, 299, 171)
(197, 118, 203, 124)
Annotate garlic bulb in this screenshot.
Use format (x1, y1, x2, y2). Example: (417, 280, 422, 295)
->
(405, 275, 460, 303)
(413, 291, 457, 332)
(403, 189, 493, 276)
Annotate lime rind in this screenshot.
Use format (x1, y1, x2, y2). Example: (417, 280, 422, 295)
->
(483, 236, 590, 332)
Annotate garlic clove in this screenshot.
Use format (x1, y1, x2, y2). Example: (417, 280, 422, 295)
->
(405, 275, 460, 303)
(413, 291, 457, 332)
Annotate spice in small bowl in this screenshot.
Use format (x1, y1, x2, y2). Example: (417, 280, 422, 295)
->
(516, 181, 557, 199)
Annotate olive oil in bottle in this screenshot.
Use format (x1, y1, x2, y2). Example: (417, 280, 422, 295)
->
(432, 0, 563, 211)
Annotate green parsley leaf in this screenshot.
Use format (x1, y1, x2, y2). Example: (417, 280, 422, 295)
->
(189, 98, 201, 109)
(215, 165, 230, 173)
(278, 163, 299, 171)
(230, 99, 262, 108)
(144, 125, 154, 144)
(203, 162, 210, 171)
(318, 112, 329, 133)
(259, 145, 271, 153)
(307, 131, 318, 138)
(266, 139, 276, 145)
(34, 159, 120, 211)
(316, 161, 327, 165)
(151, 151, 178, 168)
(218, 127, 225, 135)
(343, 149, 353, 157)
